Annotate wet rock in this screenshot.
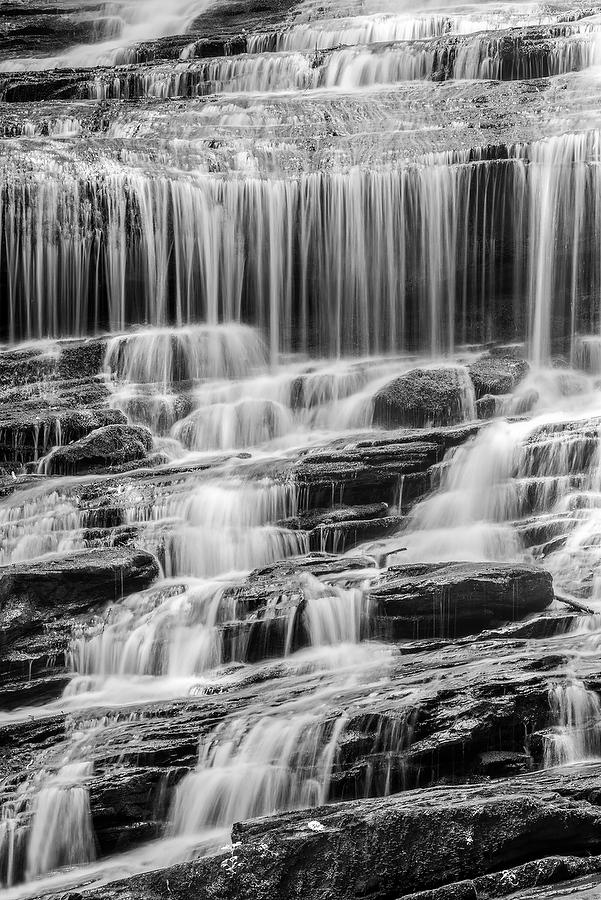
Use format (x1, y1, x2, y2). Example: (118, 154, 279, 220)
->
(293, 425, 480, 511)
(40, 423, 154, 475)
(475, 750, 533, 777)
(0, 547, 160, 647)
(0, 407, 126, 466)
(475, 393, 503, 419)
(307, 514, 403, 553)
(280, 503, 403, 552)
(372, 367, 475, 429)
(281, 502, 390, 532)
(78, 765, 601, 900)
(468, 354, 530, 399)
(0, 338, 106, 387)
(371, 562, 554, 638)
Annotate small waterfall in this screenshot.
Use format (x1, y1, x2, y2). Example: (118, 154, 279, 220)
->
(0, 734, 98, 890)
(304, 583, 371, 646)
(25, 762, 96, 880)
(67, 581, 230, 685)
(389, 396, 601, 564)
(128, 478, 305, 579)
(544, 680, 601, 766)
(105, 325, 268, 387)
(169, 714, 348, 835)
(0, 490, 86, 565)
(3, 131, 601, 357)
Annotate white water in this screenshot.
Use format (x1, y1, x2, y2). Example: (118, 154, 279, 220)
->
(5, 0, 601, 894)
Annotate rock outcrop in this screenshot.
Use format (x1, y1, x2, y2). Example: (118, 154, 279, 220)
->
(371, 561, 554, 638)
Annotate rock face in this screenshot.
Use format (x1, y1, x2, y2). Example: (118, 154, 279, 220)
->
(372, 367, 475, 429)
(371, 562, 554, 638)
(40, 424, 154, 475)
(468, 354, 530, 398)
(76, 765, 601, 900)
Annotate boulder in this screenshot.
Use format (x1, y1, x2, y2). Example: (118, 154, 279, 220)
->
(40, 424, 153, 475)
(468, 354, 529, 399)
(372, 367, 474, 429)
(371, 561, 554, 638)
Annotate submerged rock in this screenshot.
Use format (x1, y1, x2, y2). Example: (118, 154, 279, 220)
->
(372, 367, 474, 429)
(371, 561, 554, 638)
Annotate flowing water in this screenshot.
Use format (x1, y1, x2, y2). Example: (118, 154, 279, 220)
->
(4, 0, 601, 896)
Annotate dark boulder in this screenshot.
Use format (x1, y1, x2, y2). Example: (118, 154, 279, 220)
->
(372, 367, 474, 429)
(40, 424, 153, 475)
(371, 561, 554, 638)
(468, 354, 530, 399)
(291, 425, 480, 511)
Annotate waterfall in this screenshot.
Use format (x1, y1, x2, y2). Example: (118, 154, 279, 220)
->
(25, 762, 96, 880)
(0, 0, 212, 71)
(7, 0, 601, 894)
(544, 680, 601, 766)
(2, 132, 601, 359)
(169, 714, 348, 835)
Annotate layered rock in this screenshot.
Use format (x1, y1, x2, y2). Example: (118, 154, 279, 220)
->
(76, 764, 601, 900)
(371, 562, 554, 639)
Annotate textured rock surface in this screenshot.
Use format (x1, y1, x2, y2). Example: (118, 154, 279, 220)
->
(71, 765, 601, 900)
(0, 547, 160, 644)
(371, 562, 554, 638)
(40, 423, 154, 475)
(468, 355, 530, 399)
(372, 367, 475, 429)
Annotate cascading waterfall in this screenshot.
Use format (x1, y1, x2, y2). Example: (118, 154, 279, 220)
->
(7, 0, 601, 895)
(2, 131, 601, 360)
(25, 762, 96, 880)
